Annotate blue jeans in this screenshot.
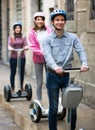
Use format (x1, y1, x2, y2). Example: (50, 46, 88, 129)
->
(46, 71, 76, 130)
(10, 57, 26, 90)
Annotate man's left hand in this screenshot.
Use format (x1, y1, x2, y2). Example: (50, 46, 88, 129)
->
(80, 66, 89, 72)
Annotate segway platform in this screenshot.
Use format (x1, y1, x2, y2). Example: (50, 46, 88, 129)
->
(29, 99, 66, 123)
(4, 83, 32, 102)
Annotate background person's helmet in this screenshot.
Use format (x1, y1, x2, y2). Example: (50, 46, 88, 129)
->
(13, 22, 22, 30)
(50, 9, 67, 21)
(33, 12, 45, 20)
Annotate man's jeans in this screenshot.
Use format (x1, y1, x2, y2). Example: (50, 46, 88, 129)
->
(46, 71, 76, 130)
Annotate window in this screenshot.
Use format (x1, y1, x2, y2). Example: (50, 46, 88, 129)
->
(66, 0, 74, 20)
(49, 8, 54, 26)
(38, 0, 43, 11)
(16, 0, 22, 21)
(90, 0, 95, 19)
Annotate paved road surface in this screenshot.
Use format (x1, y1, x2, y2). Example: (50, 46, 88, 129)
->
(0, 62, 95, 130)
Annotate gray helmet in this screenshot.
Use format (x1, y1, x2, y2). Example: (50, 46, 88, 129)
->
(13, 22, 22, 30)
(51, 9, 66, 21)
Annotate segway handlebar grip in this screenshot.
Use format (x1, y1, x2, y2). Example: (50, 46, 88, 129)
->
(64, 68, 81, 73)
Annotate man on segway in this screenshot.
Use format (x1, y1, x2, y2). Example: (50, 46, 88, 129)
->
(42, 9, 89, 130)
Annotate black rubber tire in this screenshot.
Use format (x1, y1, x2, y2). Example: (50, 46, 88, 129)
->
(57, 107, 66, 120)
(29, 101, 42, 123)
(25, 83, 32, 100)
(4, 85, 11, 102)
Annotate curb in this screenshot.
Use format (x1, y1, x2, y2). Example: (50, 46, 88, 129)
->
(0, 94, 33, 130)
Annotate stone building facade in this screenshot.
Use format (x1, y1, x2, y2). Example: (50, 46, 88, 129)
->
(0, 0, 95, 108)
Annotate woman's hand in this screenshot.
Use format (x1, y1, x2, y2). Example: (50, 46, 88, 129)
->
(8, 46, 14, 51)
(24, 46, 29, 51)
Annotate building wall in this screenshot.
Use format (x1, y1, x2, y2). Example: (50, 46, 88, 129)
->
(64, 0, 95, 108)
(1, 0, 9, 63)
(1, 0, 95, 108)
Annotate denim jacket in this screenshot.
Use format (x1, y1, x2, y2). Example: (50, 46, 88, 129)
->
(42, 31, 88, 69)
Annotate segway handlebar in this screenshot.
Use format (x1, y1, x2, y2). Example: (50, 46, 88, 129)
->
(64, 68, 81, 73)
(13, 48, 25, 52)
(13, 47, 29, 57)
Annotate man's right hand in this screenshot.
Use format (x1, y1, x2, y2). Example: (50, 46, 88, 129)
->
(54, 67, 64, 75)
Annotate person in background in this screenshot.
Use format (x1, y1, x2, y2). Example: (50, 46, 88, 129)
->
(8, 22, 29, 92)
(28, 12, 52, 107)
(42, 9, 89, 130)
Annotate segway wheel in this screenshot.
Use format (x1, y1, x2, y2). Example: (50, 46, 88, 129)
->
(4, 85, 11, 102)
(57, 107, 66, 120)
(29, 101, 42, 123)
(25, 83, 32, 100)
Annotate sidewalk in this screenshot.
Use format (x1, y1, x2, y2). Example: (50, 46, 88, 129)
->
(0, 62, 22, 130)
(0, 62, 95, 130)
(0, 105, 22, 130)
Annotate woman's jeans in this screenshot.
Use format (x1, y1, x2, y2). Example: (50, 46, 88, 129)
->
(46, 71, 77, 130)
(10, 57, 26, 90)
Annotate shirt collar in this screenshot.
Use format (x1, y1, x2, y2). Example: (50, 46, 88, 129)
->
(52, 31, 67, 38)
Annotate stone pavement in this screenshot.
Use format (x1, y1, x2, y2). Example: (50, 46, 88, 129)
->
(0, 105, 22, 130)
(0, 62, 95, 130)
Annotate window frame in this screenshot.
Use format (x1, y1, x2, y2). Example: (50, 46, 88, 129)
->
(16, 0, 22, 22)
(66, 0, 74, 21)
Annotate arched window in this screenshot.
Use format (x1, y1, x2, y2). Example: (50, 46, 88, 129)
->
(66, 0, 74, 20)
(90, 0, 95, 19)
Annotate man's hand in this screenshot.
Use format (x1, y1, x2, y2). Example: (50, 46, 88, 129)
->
(80, 66, 89, 72)
(54, 67, 64, 75)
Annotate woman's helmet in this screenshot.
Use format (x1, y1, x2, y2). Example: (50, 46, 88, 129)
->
(50, 9, 67, 21)
(13, 22, 22, 30)
(33, 12, 45, 20)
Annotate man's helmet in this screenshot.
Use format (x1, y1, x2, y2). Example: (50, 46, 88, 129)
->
(33, 12, 45, 20)
(50, 9, 67, 21)
(13, 22, 22, 30)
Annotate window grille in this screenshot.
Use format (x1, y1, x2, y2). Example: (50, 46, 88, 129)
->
(66, 0, 74, 20)
(16, 0, 22, 21)
(90, 0, 95, 19)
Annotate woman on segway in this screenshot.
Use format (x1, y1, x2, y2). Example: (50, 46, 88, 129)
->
(28, 12, 52, 106)
(8, 22, 29, 93)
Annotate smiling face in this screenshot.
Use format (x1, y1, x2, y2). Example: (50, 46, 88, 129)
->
(52, 15, 66, 31)
(34, 16, 45, 29)
(14, 25, 22, 34)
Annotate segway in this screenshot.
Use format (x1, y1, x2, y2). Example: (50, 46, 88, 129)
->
(4, 48, 32, 102)
(29, 96, 66, 122)
(62, 68, 86, 130)
(29, 68, 69, 123)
